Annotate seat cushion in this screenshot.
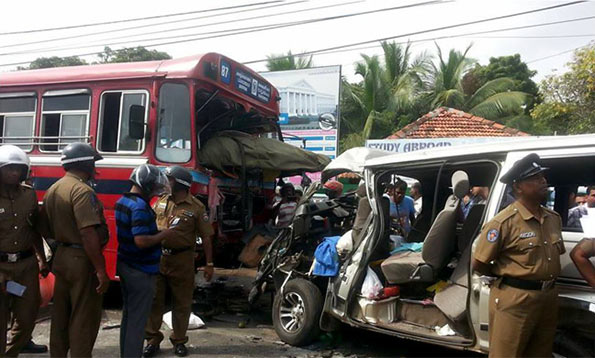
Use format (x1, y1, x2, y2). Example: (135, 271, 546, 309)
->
(381, 251, 424, 284)
(434, 283, 468, 322)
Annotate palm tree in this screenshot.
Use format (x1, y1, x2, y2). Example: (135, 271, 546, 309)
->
(341, 41, 430, 147)
(382, 42, 431, 114)
(428, 44, 530, 120)
(265, 51, 313, 71)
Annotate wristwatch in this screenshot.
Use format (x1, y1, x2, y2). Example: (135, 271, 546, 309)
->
(206, 262, 214, 267)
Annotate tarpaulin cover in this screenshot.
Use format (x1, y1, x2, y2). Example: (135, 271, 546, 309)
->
(197, 132, 331, 176)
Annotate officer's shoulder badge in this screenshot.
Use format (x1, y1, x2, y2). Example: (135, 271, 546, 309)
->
(487, 229, 499, 243)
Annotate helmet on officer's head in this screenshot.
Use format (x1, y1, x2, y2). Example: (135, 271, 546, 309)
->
(0, 145, 30, 182)
(129, 164, 170, 197)
(61, 142, 103, 174)
(164, 166, 193, 191)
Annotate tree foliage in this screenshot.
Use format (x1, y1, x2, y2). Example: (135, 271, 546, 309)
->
(98, 46, 171, 63)
(265, 51, 313, 71)
(18, 56, 87, 70)
(18, 46, 172, 70)
(531, 44, 595, 134)
(427, 45, 531, 123)
(340, 42, 429, 151)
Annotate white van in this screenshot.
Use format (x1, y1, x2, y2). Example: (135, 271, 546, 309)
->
(257, 136, 595, 356)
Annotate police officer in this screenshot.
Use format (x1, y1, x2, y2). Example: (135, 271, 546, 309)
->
(472, 153, 564, 358)
(144, 166, 214, 357)
(0, 145, 49, 357)
(42, 142, 109, 358)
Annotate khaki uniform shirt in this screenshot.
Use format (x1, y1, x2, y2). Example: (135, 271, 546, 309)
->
(474, 201, 564, 281)
(0, 184, 38, 253)
(153, 192, 214, 250)
(42, 172, 108, 245)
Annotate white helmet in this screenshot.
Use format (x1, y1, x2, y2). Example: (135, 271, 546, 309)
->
(0, 145, 30, 181)
(129, 164, 170, 197)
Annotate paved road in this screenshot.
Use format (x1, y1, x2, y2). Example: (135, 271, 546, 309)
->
(21, 269, 480, 358)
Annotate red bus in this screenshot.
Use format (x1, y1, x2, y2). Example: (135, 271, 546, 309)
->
(0, 53, 281, 280)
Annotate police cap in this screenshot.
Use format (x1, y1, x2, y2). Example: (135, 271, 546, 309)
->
(500, 153, 548, 185)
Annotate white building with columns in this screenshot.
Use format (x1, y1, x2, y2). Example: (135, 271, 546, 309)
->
(278, 80, 336, 117)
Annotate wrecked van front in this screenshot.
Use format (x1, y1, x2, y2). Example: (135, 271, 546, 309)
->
(317, 135, 595, 356)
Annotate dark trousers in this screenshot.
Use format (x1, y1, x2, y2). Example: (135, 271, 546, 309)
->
(118, 260, 156, 358)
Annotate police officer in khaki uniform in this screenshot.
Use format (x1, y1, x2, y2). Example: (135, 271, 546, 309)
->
(473, 153, 564, 358)
(144, 166, 214, 357)
(0, 145, 49, 357)
(41, 142, 109, 358)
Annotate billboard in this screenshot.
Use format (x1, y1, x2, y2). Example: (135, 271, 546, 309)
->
(260, 65, 341, 162)
(366, 137, 536, 153)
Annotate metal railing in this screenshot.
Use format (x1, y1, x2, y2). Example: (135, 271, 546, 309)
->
(0, 135, 91, 149)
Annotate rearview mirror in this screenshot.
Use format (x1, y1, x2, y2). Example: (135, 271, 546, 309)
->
(129, 104, 146, 140)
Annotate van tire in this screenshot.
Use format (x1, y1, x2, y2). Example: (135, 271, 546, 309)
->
(272, 279, 323, 346)
(553, 330, 593, 357)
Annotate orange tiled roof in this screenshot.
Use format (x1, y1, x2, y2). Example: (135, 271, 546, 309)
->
(387, 107, 529, 139)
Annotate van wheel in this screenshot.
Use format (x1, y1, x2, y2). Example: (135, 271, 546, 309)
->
(553, 330, 593, 357)
(272, 279, 323, 346)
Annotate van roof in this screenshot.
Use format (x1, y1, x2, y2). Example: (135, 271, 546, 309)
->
(365, 134, 595, 168)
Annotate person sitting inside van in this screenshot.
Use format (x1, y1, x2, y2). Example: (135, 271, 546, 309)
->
(462, 186, 489, 219)
(387, 179, 416, 236)
(274, 183, 298, 228)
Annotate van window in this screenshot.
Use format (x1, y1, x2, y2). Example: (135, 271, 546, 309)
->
(98, 90, 148, 153)
(41, 92, 90, 151)
(497, 155, 595, 233)
(156, 83, 191, 163)
(0, 95, 36, 151)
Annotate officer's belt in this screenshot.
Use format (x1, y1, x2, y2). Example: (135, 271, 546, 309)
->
(502, 276, 556, 291)
(57, 242, 84, 250)
(162, 247, 193, 256)
(0, 249, 34, 263)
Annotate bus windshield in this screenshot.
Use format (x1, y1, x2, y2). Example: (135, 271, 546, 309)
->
(195, 88, 279, 148)
(156, 82, 192, 163)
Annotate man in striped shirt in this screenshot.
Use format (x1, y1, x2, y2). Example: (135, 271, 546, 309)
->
(116, 164, 173, 358)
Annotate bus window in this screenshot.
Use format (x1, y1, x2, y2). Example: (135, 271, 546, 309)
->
(98, 90, 148, 153)
(156, 83, 191, 163)
(0, 94, 36, 151)
(41, 90, 90, 151)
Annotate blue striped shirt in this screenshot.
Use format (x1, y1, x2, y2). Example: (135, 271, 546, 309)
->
(115, 193, 161, 274)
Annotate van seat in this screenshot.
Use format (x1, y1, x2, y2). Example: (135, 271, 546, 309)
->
(380, 251, 424, 284)
(380, 171, 469, 284)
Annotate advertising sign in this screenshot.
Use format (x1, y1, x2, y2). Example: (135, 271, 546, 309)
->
(260, 65, 341, 161)
(366, 137, 535, 154)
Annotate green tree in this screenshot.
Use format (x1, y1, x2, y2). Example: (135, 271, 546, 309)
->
(427, 44, 530, 123)
(340, 42, 430, 151)
(265, 51, 313, 71)
(531, 44, 595, 134)
(98, 46, 171, 63)
(474, 54, 538, 96)
(18, 56, 87, 70)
